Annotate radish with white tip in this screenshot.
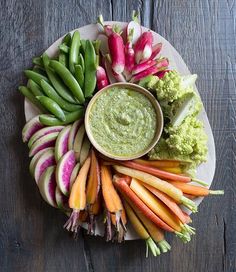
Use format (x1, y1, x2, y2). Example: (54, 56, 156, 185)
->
(134, 31, 153, 63)
(126, 10, 142, 45)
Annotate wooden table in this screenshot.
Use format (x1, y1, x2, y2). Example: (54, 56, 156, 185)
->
(0, 1, 235, 271)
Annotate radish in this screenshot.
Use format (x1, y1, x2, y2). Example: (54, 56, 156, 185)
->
(69, 162, 81, 191)
(97, 34, 109, 55)
(79, 136, 91, 165)
(155, 69, 170, 79)
(55, 125, 72, 162)
(134, 31, 153, 63)
(68, 119, 83, 150)
(96, 66, 109, 90)
(56, 150, 77, 196)
(22, 115, 44, 143)
(126, 10, 142, 45)
(34, 149, 56, 184)
(73, 123, 85, 160)
(55, 186, 69, 211)
(28, 126, 64, 148)
(104, 55, 117, 84)
(97, 15, 113, 36)
(29, 147, 54, 177)
(132, 59, 157, 75)
(38, 166, 57, 208)
(149, 43, 162, 60)
(29, 132, 59, 157)
(124, 29, 135, 80)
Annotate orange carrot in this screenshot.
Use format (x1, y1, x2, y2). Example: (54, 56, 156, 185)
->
(184, 193, 198, 200)
(160, 167, 182, 174)
(143, 183, 191, 224)
(111, 205, 127, 243)
(170, 182, 224, 196)
(87, 193, 102, 235)
(134, 159, 180, 168)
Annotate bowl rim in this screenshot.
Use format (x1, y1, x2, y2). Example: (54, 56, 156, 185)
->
(84, 82, 164, 160)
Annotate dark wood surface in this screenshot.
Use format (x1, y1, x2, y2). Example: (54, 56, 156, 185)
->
(0, 0, 235, 271)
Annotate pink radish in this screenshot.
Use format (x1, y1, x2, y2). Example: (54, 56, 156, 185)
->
(134, 31, 153, 63)
(28, 126, 64, 148)
(97, 34, 109, 55)
(29, 132, 59, 157)
(38, 166, 57, 208)
(79, 136, 91, 165)
(130, 58, 169, 82)
(96, 66, 109, 90)
(29, 147, 54, 177)
(132, 59, 157, 75)
(104, 55, 117, 84)
(126, 10, 142, 44)
(69, 162, 81, 191)
(56, 150, 77, 196)
(34, 149, 56, 184)
(22, 115, 44, 143)
(149, 43, 162, 60)
(68, 119, 83, 150)
(73, 123, 85, 160)
(55, 125, 72, 162)
(155, 69, 171, 78)
(124, 29, 135, 80)
(97, 15, 113, 36)
(55, 186, 69, 211)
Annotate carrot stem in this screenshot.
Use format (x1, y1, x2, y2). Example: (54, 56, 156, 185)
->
(191, 178, 209, 187)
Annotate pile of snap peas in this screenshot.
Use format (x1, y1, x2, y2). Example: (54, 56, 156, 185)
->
(19, 31, 99, 126)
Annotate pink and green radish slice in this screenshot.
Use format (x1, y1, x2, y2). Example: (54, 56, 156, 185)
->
(34, 149, 56, 184)
(55, 125, 72, 162)
(79, 136, 91, 165)
(29, 132, 59, 157)
(22, 115, 44, 143)
(28, 126, 64, 148)
(29, 147, 54, 177)
(38, 166, 57, 208)
(55, 186, 69, 211)
(73, 123, 85, 160)
(69, 162, 80, 191)
(56, 150, 76, 196)
(68, 119, 83, 150)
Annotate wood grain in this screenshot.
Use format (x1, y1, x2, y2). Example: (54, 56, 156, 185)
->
(0, 0, 235, 271)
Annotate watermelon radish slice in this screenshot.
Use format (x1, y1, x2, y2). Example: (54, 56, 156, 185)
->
(34, 149, 56, 184)
(56, 150, 76, 196)
(28, 126, 64, 148)
(29, 147, 54, 177)
(29, 132, 59, 157)
(68, 119, 83, 150)
(80, 136, 91, 165)
(55, 186, 69, 211)
(38, 166, 57, 207)
(69, 162, 80, 191)
(55, 125, 72, 162)
(73, 123, 85, 160)
(22, 115, 44, 143)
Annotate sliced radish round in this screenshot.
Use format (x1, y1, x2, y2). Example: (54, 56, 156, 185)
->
(68, 119, 83, 150)
(34, 149, 56, 184)
(126, 21, 142, 45)
(55, 186, 69, 210)
(29, 132, 59, 157)
(29, 147, 54, 177)
(80, 136, 91, 165)
(38, 166, 57, 207)
(28, 126, 64, 148)
(73, 123, 85, 160)
(56, 150, 76, 196)
(22, 115, 44, 143)
(55, 125, 72, 162)
(69, 162, 81, 191)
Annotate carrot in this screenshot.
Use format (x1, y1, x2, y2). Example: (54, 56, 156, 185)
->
(143, 183, 190, 224)
(111, 206, 127, 243)
(184, 193, 198, 200)
(113, 165, 197, 212)
(87, 193, 102, 235)
(169, 182, 224, 197)
(123, 199, 161, 257)
(86, 149, 100, 206)
(134, 159, 181, 168)
(64, 156, 91, 233)
(161, 167, 182, 174)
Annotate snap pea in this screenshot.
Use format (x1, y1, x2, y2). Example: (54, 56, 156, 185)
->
(74, 65, 84, 90)
(24, 70, 49, 85)
(80, 39, 86, 55)
(84, 40, 97, 98)
(62, 33, 72, 45)
(32, 66, 47, 76)
(92, 40, 101, 55)
(78, 53, 85, 72)
(59, 52, 69, 67)
(27, 79, 44, 96)
(33, 57, 44, 67)
(36, 96, 66, 121)
(42, 53, 78, 104)
(69, 31, 80, 74)
(49, 60, 85, 103)
(59, 44, 69, 54)
(39, 109, 84, 126)
(40, 79, 82, 112)
(18, 86, 47, 112)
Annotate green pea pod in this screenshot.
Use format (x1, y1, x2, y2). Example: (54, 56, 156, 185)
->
(40, 79, 82, 112)
(27, 79, 44, 96)
(59, 52, 69, 67)
(69, 31, 80, 74)
(42, 53, 78, 104)
(92, 40, 101, 55)
(74, 65, 84, 90)
(36, 96, 66, 121)
(62, 33, 72, 45)
(39, 109, 84, 126)
(78, 53, 85, 72)
(33, 57, 44, 67)
(24, 70, 49, 85)
(80, 40, 86, 55)
(32, 66, 47, 76)
(18, 86, 47, 112)
(84, 40, 97, 98)
(59, 44, 69, 54)
(49, 60, 85, 103)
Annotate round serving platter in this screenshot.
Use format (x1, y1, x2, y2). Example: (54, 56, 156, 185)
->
(24, 22, 216, 240)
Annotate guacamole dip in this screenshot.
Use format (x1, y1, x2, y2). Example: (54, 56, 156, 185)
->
(89, 87, 157, 157)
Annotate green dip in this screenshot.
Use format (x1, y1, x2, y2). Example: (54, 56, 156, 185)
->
(89, 87, 157, 157)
